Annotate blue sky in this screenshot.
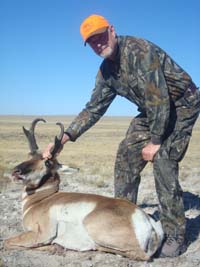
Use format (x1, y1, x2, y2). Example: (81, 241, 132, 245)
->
(1, 0, 200, 116)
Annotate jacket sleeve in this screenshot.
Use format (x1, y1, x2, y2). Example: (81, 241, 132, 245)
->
(138, 45, 170, 144)
(65, 70, 116, 141)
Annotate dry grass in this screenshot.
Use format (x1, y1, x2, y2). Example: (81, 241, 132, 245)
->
(0, 115, 132, 189)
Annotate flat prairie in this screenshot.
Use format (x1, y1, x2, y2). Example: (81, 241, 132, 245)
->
(0, 115, 200, 267)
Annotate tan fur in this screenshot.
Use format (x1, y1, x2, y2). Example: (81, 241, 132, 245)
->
(4, 174, 162, 260)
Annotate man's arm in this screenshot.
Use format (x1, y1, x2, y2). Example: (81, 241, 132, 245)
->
(43, 69, 116, 159)
(65, 70, 116, 141)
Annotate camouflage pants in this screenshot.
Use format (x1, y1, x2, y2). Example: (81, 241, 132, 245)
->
(114, 88, 200, 237)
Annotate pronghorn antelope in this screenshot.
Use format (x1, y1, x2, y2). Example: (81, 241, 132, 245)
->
(4, 118, 164, 261)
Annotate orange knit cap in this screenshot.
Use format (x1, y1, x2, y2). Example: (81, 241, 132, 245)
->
(80, 14, 110, 43)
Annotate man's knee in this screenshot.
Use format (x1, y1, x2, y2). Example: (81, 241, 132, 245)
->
(153, 157, 178, 175)
(153, 158, 179, 189)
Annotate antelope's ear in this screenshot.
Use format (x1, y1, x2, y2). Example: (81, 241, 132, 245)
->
(54, 162, 63, 172)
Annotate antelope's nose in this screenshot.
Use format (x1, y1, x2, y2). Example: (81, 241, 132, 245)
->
(12, 169, 21, 177)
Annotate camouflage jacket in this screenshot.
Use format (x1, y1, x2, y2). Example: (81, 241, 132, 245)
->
(66, 36, 193, 144)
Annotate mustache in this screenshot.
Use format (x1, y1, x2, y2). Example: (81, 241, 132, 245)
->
(100, 47, 113, 58)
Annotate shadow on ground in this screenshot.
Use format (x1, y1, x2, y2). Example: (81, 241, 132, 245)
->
(183, 191, 200, 211)
(141, 191, 200, 245)
(183, 191, 200, 244)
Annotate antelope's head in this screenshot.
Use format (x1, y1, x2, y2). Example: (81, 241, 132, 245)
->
(12, 118, 64, 190)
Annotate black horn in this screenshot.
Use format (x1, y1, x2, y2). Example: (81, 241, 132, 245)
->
(50, 122, 64, 158)
(23, 118, 46, 154)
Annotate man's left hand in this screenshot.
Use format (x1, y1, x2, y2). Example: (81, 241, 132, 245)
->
(142, 142, 161, 161)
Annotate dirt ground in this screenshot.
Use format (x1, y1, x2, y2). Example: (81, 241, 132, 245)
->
(0, 116, 200, 267)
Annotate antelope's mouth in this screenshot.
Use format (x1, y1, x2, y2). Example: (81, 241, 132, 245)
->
(12, 170, 25, 181)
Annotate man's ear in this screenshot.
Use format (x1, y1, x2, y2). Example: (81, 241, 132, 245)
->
(109, 25, 116, 37)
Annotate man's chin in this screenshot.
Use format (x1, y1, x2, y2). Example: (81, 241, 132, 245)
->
(99, 47, 113, 59)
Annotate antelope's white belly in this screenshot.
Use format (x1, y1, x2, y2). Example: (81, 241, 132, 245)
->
(49, 202, 96, 251)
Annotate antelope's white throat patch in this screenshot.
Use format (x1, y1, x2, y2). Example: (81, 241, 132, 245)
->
(50, 202, 96, 251)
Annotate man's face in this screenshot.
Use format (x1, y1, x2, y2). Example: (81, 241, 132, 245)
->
(87, 26, 117, 59)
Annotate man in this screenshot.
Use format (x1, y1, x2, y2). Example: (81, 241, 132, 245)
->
(44, 14, 200, 257)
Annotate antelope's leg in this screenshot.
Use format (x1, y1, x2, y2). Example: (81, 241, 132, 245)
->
(96, 244, 150, 261)
(4, 231, 51, 250)
(34, 243, 66, 255)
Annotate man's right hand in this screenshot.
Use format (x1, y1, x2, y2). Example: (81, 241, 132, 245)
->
(42, 133, 70, 159)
